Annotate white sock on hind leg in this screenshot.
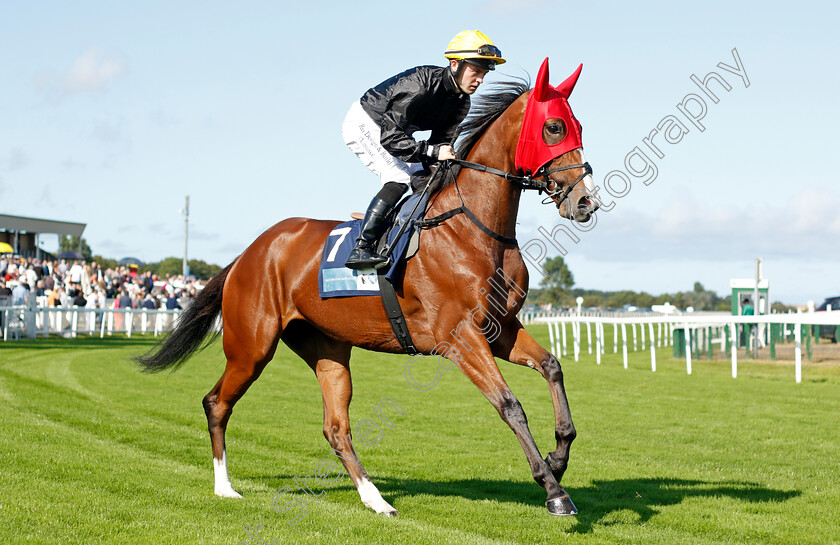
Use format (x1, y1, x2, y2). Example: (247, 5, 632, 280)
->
(214, 450, 242, 498)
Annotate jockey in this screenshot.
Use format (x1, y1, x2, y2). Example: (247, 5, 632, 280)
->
(343, 30, 505, 269)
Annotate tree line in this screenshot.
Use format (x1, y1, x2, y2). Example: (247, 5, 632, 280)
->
(529, 284, 732, 311)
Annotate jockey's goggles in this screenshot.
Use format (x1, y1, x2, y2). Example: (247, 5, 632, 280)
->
(446, 44, 503, 59)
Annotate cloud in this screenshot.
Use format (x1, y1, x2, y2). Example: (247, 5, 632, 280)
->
(648, 186, 840, 239)
(2, 148, 29, 172)
(36, 48, 125, 96)
(218, 242, 245, 254)
(169, 228, 219, 242)
(38, 185, 57, 209)
(61, 158, 84, 168)
(96, 239, 130, 255)
(91, 119, 127, 144)
(520, 185, 840, 263)
(62, 48, 125, 93)
(149, 109, 178, 128)
(191, 229, 220, 242)
(90, 118, 132, 154)
(786, 186, 840, 234)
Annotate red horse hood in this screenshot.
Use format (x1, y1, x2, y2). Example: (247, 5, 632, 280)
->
(515, 58, 584, 175)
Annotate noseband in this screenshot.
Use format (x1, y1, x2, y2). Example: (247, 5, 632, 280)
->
(450, 157, 592, 210)
(538, 161, 593, 210)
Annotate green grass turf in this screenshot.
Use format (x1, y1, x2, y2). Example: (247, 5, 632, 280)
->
(1, 327, 838, 544)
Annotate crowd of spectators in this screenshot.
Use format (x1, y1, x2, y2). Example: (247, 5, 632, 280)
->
(0, 255, 204, 311)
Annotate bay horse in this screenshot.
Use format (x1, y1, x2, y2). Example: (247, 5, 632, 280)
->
(137, 58, 600, 517)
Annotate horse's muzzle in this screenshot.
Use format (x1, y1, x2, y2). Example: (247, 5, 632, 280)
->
(573, 194, 599, 222)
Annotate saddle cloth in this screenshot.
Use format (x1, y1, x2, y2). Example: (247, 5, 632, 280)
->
(318, 191, 430, 298)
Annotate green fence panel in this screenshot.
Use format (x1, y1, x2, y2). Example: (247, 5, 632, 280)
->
(673, 328, 685, 358)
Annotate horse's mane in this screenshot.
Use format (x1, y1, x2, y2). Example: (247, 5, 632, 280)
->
(429, 77, 530, 194)
(456, 77, 530, 158)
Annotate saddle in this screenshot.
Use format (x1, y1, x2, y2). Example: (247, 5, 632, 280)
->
(318, 190, 430, 299)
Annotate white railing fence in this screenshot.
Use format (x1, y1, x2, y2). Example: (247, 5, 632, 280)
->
(2, 304, 182, 341)
(531, 312, 840, 384)
(5, 303, 837, 384)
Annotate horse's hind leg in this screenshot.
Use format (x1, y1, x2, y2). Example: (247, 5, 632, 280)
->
(203, 300, 282, 498)
(283, 322, 397, 516)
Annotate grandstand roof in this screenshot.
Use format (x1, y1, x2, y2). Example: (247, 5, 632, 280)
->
(0, 213, 86, 238)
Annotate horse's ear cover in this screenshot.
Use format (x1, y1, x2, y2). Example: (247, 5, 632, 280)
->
(515, 58, 584, 174)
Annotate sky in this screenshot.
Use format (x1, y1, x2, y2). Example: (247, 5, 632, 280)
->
(1, 1, 838, 305)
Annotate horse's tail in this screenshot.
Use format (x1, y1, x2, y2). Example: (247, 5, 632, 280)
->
(135, 260, 235, 373)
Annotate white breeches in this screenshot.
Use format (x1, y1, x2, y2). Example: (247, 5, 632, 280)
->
(342, 101, 423, 187)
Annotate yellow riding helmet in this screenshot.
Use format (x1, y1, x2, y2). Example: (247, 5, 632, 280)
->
(444, 30, 506, 70)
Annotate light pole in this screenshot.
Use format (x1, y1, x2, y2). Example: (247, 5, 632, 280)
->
(182, 195, 190, 278)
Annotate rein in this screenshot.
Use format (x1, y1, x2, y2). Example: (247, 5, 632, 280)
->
(415, 156, 592, 245)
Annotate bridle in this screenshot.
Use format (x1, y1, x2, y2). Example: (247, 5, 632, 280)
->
(413, 154, 592, 246)
(450, 155, 592, 210)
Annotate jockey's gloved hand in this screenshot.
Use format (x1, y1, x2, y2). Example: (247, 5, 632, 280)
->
(437, 145, 456, 161)
(425, 143, 456, 162)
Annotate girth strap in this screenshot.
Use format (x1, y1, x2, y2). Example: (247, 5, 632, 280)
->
(377, 271, 419, 355)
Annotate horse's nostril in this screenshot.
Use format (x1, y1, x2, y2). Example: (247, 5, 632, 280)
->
(577, 196, 592, 210)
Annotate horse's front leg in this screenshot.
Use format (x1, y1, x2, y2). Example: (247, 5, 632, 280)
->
(491, 319, 577, 515)
(439, 321, 575, 516)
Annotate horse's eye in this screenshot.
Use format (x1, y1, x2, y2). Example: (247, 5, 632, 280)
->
(543, 119, 566, 144)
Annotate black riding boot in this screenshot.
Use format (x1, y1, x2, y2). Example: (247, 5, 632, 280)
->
(345, 197, 394, 270)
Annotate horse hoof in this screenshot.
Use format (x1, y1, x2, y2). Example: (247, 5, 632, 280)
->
(215, 486, 243, 498)
(381, 510, 398, 517)
(546, 495, 577, 516)
(216, 491, 243, 499)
